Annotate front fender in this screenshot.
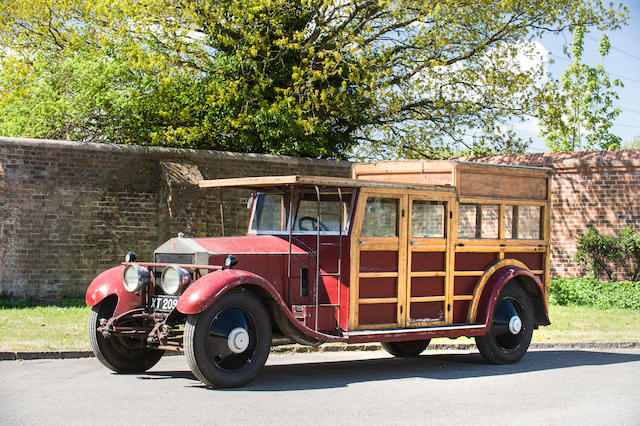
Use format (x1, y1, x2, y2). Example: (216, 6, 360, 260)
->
(472, 265, 546, 326)
(176, 269, 280, 315)
(85, 266, 144, 317)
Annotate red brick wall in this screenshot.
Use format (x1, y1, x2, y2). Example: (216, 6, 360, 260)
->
(465, 150, 640, 279)
(0, 137, 351, 299)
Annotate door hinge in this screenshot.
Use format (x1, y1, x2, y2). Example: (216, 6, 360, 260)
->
(400, 305, 403, 314)
(402, 209, 405, 217)
(450, 211, 453, 219)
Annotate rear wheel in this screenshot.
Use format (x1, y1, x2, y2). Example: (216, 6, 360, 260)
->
(475, 284, 534, 364)
(381, 339, 431, 357)
(88, 298, 164, 373)
(184, 289, 272, 388)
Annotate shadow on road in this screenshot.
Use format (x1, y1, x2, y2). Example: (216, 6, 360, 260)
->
(141, 349, 640, 391)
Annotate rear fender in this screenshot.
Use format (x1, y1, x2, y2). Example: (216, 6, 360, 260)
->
(85, 266, 144, 317)
(176, 269, 282, 314)
(470, 261, 549, 327)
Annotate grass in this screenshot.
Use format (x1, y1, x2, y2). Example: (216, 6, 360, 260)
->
(1, 303, 639, 352)
(0, 303, 90, 351)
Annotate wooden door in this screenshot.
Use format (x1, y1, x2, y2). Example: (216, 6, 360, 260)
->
(405, 195, 453, 326)
(350, 192, 408, 330)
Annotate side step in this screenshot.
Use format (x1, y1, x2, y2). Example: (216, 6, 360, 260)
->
(342, 324, 487, 343)
(343, 324, 486, 338)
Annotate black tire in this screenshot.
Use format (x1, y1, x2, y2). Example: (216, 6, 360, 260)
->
(381, 339, 431, 357)
(475, 284, 534, 364)
(88, 298, 164, 373)
(184, 289, 272, 388)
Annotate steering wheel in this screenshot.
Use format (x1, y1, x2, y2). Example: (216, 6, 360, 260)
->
(297, 216, 330, 232)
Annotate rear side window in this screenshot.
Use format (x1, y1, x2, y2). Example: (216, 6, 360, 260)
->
(506, 205, 543, 240)
(458, 203, 499, 239)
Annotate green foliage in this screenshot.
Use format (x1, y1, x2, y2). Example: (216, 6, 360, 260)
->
(575, 227, 621, 280)
(538, 25, 623, 152)
(550, 277, 640, 310)
(622, 135, 640, 149)
(619, 228, 640, 281)
(0, 0, 628, 159)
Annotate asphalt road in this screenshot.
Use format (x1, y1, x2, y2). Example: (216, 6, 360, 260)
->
(1, 348, 639, 425)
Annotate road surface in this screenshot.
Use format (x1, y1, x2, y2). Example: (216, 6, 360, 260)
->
(1, 348, 639, 425)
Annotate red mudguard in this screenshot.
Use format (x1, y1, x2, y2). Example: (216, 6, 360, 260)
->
(474, 265, 548, 326)
(176, 269, 280, 314)
(85, 266, 144, 317)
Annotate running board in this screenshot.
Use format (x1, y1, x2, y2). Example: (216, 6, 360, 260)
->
(343, 324, 486, 339)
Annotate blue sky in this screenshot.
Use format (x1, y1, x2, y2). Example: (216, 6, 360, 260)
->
(522, 1, 640, 152)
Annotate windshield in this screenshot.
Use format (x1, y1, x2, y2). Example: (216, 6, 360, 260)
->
(250, 193, 289, 233)
(250, 190, 353, 234)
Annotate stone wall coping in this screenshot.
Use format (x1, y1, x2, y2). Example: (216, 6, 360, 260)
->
(463, 150, 640, 170)
(0, 136, 352, 169)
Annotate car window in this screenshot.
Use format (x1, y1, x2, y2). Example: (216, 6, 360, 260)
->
(294, 191, 352, 233)
(361, 197, 398, 237)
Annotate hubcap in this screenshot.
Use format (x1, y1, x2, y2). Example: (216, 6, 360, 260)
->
(508, 315, 522, 335)
(492, 297, 523, 351)
(228, 327, 250, 353)
(207, 307, 257, 371)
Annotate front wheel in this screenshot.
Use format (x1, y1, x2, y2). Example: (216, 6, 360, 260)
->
(381, 339, 431, 357)
(184, 289, 272, 388)
(88, 298, 164, 373)
(475, 284, 534, 364)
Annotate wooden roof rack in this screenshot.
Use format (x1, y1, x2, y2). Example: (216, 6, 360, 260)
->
(352, 160, 551, 201)
(198, 175, 456, 193)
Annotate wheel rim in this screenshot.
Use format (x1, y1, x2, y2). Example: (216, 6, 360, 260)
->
(206, 307, 257, 372)
(491, 297, 524, 352)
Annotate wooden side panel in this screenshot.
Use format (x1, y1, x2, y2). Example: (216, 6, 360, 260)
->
(359, 303, 396, 325)
(411, 277, 445, 297)
(411, 252, 445, 271)
(352, 160, 456, 186)
(453, 276, 478, 295)
(459, 171, 548, 200)
(453, 300, 471, 324)
(504, 252, 544, 270)
(359, 277, 397, 298)
(455, 252, 498, 271)
(410, 301, 444, 322)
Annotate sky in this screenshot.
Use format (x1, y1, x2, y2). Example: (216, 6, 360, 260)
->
(520, 1, 640, 152)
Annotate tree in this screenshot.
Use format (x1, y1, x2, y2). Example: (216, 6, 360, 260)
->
(0, 0, 628, 159)
(538, 25, 623, 152)
(623, 135, 640, 149)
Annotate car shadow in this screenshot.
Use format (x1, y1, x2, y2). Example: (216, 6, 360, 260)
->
(141, 349, 640, 391)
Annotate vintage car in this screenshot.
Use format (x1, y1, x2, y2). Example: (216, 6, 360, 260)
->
(86, 160, 552, 388)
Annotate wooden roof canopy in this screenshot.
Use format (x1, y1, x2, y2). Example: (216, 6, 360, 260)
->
(198, 175, 456, 193)
(198, 160, 552, 201)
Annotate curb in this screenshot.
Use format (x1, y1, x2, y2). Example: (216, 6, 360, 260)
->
(2, 341, 640, 361)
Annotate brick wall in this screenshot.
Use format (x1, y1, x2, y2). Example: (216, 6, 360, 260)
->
(465, 150, 640, 279)
(0, 137, 351, 299)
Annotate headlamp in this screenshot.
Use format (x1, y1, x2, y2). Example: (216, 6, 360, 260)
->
(122, 264, 150, 292)
(161, 265, 191, 295)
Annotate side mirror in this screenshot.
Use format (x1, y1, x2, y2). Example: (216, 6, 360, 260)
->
(246, 193, 255, 210)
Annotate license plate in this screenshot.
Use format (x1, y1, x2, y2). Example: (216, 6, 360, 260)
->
(151, 295, 179, 312)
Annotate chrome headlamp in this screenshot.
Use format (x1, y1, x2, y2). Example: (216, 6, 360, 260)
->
(122, 264, 150, 293)
(161, 265, 192, 295)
